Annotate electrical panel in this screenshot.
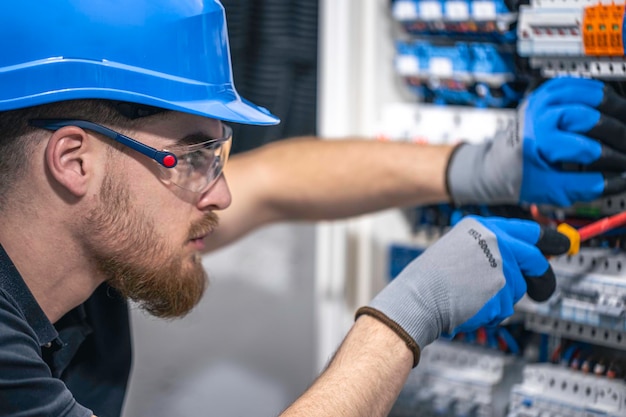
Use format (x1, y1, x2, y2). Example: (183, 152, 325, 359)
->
(381, 0, 626, 415)
(315, 1, 626, 415)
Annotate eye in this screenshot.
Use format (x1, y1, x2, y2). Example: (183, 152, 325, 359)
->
(181, 149, 213, 170)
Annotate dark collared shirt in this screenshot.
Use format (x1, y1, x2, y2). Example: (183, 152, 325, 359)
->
(0, 245, 132, 417)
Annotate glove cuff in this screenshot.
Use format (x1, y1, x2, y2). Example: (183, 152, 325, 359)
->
(355, 306, 421, 368)
(447, 142, 487, 205)
(447, 138, 521, 205)
(445, 142, 468, 203)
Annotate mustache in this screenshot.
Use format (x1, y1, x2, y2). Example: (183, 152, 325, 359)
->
(188, 212, 219, 240)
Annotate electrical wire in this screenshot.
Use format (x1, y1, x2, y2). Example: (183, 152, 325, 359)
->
(530, 204, 556, 227)
(561, 343, 580, 366)
(496, 327, 520, 355)
(550, 343, 562, 363)
(477, 328, 488, 345)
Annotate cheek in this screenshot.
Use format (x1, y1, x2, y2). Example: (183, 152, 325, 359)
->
(121, 165, 198, 242)
(127, 188, 191, 241)
(164, 204, 193, 235)
(147, 200, 192, 241)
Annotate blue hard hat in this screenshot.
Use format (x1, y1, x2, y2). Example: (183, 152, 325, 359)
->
(0, 0, 279, 126)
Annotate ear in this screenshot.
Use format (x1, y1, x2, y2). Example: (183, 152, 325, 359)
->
(44, 126, 98, 197)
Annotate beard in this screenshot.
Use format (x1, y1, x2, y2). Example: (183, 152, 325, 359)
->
(81, 173, 218, 318)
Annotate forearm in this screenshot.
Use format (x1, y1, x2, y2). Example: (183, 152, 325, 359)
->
(251, 138, 453, 220)
(280, 315, 414, 417)
(206, 137, 455, 251)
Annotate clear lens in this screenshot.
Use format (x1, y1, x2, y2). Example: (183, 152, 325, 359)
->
(164, 125, 232, 193)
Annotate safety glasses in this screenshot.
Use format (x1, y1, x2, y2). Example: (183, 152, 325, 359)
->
(29, 118, 232, 194)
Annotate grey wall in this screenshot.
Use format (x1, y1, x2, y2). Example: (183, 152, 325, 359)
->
(123, 223, 317, 416)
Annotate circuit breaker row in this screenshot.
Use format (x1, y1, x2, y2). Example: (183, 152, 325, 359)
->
(393, 340, 626, 416)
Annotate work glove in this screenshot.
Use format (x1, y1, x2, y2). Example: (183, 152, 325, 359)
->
(447, 77, 626, 207)
(356, 216, 570, 367)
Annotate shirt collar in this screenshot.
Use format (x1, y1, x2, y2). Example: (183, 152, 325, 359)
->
(0, 244, 58, 346)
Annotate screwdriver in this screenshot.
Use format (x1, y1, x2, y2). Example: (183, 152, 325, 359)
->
(556, 211, 626, 255)
(526, 211, 626, 302)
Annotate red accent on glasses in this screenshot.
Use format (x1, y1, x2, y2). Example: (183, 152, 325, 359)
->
(162, 155, 177, 168)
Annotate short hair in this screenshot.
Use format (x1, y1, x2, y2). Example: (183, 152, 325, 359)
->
(0, 100, 152, 210)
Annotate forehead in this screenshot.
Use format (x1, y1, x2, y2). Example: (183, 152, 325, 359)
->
(133, 112, 223, 147)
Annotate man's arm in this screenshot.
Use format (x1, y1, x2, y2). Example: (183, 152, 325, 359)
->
(206, 137, 455, 251)
(279, 216, 569, 415)
(280, 315, 413, 417)
(207, 78, 626, 252)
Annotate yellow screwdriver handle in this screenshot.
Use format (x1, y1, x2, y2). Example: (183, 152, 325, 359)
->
(556, 223, 580, 256)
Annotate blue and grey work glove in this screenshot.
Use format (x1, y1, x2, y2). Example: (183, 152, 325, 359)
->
(447, 77, 626, 207)
(356, 216, 570, 367)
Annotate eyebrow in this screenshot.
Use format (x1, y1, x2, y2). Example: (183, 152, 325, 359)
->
(173, 132, 220, 147)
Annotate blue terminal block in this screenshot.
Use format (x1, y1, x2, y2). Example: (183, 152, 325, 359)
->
(391, 0, 518, 43)
(395, 40, 524, 107)
(469, 43, 524, 107)
(422, 43, 475, 106)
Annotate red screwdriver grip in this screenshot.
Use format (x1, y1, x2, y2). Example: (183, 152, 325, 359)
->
(578, 211, 626, 242)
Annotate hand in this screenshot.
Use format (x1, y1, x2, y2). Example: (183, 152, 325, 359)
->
(446, 77, 626, 207)
(355, 216, 570, 366)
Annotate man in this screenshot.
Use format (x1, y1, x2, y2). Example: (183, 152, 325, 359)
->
(1, 1, 625, 417)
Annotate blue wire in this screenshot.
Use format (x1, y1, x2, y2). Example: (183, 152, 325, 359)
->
(561, 343, 580, 365)
(497, 327, 520, 355)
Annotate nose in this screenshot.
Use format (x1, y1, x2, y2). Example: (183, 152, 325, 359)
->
(196, 174, 231, 210)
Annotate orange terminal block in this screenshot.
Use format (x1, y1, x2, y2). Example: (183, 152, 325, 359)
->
(583, 2, 626, 56)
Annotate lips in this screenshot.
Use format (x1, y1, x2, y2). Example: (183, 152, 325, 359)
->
(188, 236, 206, 251)
(188, 227, 214, 243)
(188, 213, 219, 243)
(188, 225, 213, 241)
(187, 226, 213, 251)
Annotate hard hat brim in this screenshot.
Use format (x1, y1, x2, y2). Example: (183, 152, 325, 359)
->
(1, 88, 280, 126)
(0, 59, 280, 126)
